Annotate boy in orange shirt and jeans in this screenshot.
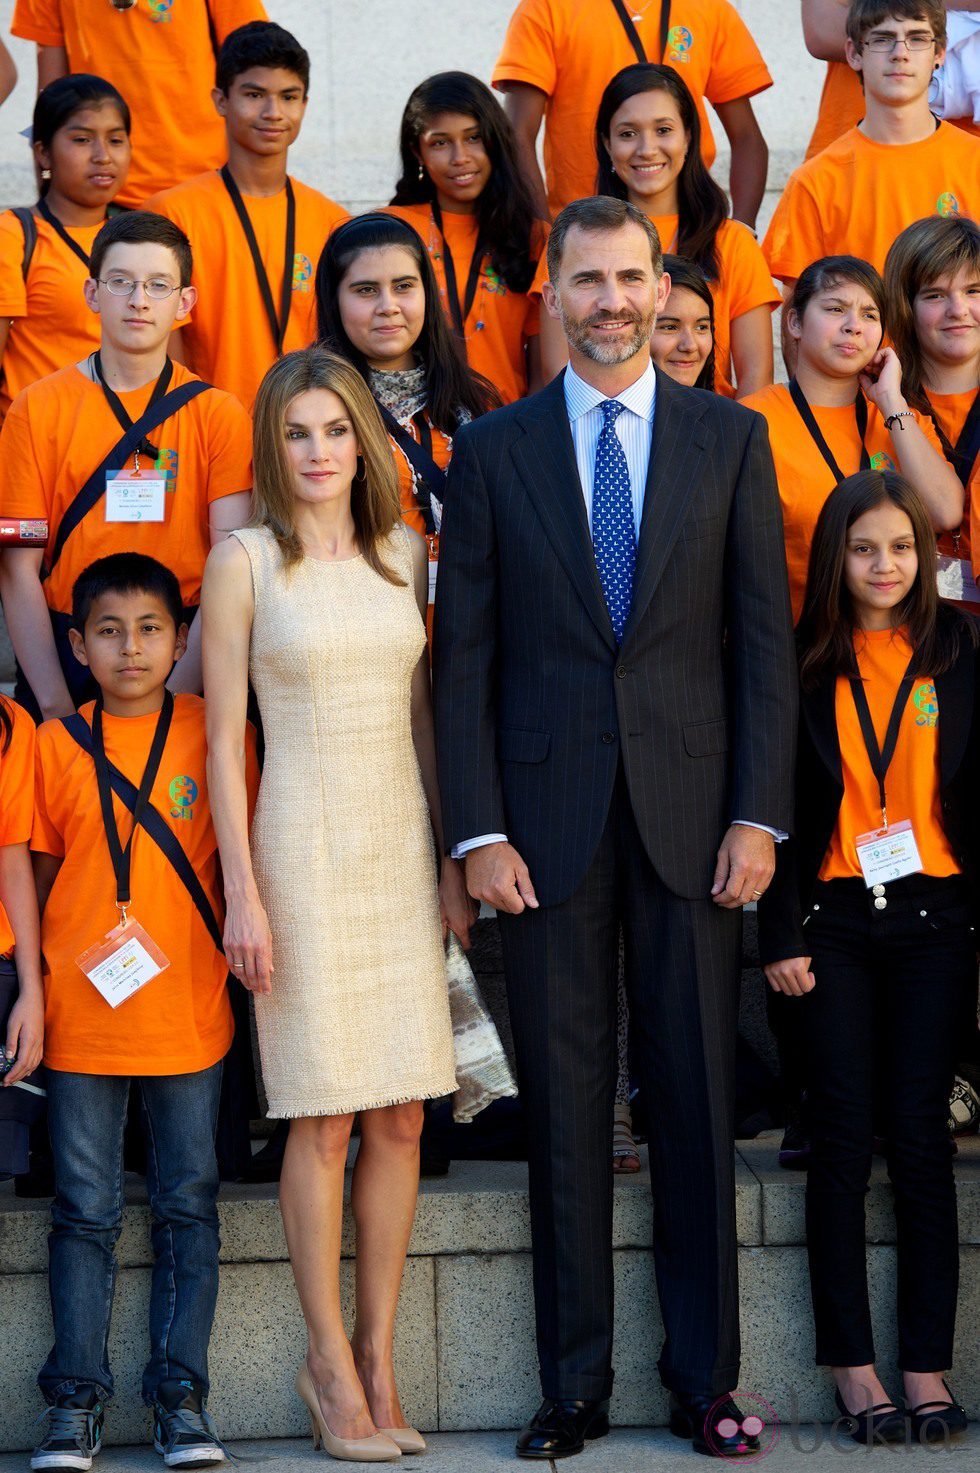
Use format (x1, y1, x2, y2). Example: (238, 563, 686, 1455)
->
(30, 552, 256, 1472)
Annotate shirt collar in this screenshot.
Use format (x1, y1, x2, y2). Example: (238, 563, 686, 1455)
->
(563, 358, 657, 424)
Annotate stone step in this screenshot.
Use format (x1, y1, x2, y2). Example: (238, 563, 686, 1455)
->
(1, 1136, 977, 1451)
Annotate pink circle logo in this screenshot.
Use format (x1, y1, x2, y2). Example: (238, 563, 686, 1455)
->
(704, 1391, 781, 1461)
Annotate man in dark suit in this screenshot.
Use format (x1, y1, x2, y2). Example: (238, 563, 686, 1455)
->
(433, 196, 797, 1461)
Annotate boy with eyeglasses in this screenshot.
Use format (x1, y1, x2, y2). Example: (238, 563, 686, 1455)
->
(0, 212, 252, 722)
(765, 1, 980, 294)
(11, 0, 268, 208)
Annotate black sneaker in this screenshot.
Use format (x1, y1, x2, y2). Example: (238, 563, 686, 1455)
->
(778, 1102, 811, 1169)
(152, 1380, 227, 1468)
(31, 1387, 104, 1471)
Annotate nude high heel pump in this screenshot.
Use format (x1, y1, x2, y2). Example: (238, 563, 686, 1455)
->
(376, 1428, 426, 1455)
(295, 1361, 402, 1463)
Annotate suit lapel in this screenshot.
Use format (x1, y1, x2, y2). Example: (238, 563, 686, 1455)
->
(511, 374, 617, 650)
(621, 372, 713, 646)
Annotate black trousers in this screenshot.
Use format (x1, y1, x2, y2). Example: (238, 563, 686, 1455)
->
(801, 874, 975, 1371)
(498, 770, 743, 1400)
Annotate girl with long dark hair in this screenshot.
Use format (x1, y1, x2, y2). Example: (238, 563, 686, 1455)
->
(741, 256, 961, 623)
(387, 71, 547, 403)
(886, 216, 980, 606)
(315, 213, 496, 633)
(650, 255, 716, 392)
(759, 470, 977, 1447)
(592, 63, 777, 399)
(0, 74, 131, 419)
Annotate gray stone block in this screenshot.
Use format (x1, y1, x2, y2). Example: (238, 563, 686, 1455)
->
(0, 1258, 436, 1454)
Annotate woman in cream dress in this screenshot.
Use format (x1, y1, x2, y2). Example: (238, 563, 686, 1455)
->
(202, 347, 474, 1464)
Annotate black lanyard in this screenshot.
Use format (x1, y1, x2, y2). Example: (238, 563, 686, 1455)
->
(608, 0, 671, 64)
(378, 403, 443, 536)
(940, 389, 980, 484)
(431, 202, 484, 344)
(848, 654, 916, 827)
(92, 690, 173, 913)
(220, 165, 295, 354)
(36, 198, 94, 270)
(93, 352, 173, 464)
(789, 379, 870, 484)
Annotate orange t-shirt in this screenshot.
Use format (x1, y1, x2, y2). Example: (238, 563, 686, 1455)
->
(11, 0, 267, 208)
(0, 212, 104, 420)
(819, 627, 958, 880)
(492, 0, 772, 216)
(763, 122, 980, 285)
(926, 388, 978, 568)
(145, 170, 348, 411)
(33, 695, 259, 1075)
(384, 205, 547, 404)
(0, 361, 252, 616)
(643, 214, 778, 397)
(0, 700, 36, 958)
(741, 384, 942, 621)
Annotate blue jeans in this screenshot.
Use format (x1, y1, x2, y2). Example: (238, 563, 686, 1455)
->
(39, 1063, 223, 1406)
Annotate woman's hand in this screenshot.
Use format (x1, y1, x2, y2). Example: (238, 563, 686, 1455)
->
(859, 346, 906, 419)
(439, 857, 479, 950)
(224, 890, 274, 995)
(3, 987, 43, 1085)
(764, 957, 815, 997)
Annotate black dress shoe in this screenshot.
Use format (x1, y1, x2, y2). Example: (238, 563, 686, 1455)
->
(909, 1381, 968, 1443)
(670, 1391, 762, 1458)
(833, 1387, 908, 1445)
(515, 1398, 610, 1460)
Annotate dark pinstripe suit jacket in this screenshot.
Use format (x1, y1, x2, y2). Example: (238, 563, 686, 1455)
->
(433, 368, 798, 908)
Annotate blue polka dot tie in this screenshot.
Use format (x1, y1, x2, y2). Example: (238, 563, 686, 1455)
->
(592, 399, 636, 644)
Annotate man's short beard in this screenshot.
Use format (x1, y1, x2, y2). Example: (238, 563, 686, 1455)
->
(558, 304, 655, 365)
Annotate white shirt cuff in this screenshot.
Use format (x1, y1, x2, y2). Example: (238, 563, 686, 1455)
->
(733, 820, 788, 843)
(451, 833, 508, 859)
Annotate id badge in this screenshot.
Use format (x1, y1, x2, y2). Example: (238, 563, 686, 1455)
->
(426, 533, 439, 606)
(75, 915, 170, 1009)
(936, 554, 980, 606)
(855, 820, 922, 887)
(105, 469, 166, 523)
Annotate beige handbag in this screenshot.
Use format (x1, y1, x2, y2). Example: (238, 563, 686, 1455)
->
(445, 933, 518, 1124)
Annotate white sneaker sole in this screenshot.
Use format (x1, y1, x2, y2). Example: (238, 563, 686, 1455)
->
(31, 1445, 100, 1471)
(153, 1440, 226, 1468)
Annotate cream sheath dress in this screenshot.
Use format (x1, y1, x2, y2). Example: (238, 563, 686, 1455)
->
(233, 524, 457, 1117)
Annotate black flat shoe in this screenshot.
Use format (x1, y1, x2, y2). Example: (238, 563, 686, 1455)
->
(669, 1391, 762, 1458)
(515, 1398, 610, 1460)
(909, 1382, 968, 1443)
(834, 1387, 908, 1445)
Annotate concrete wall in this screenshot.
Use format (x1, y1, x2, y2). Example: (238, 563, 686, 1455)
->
(0, 1, 823, 213)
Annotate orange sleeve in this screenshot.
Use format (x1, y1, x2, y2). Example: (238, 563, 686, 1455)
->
(912, 406, 945, 455)
(762, 169, 826, 285)
(721, 223, 781, 321)
(209, 0, 268, 44)
(201, 390, 253, 505)
(0, 390, 52, 520)
(0, 213, 30, 320)
(528, 247, 550, 301)
(492, 0, 560, 97)
(704, 0, 773, 105)
(11, 0, 63, 47)
(244, 722, 260, 823)
(0, 704, 35, 848)
(31, 725, 66, 860)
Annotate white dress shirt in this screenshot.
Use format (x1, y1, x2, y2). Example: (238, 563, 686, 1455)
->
(451, 362, 784, 859)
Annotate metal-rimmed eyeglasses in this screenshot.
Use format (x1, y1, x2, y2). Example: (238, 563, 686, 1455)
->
(862, 31, 936, 52)
(98, 275, 182, 300)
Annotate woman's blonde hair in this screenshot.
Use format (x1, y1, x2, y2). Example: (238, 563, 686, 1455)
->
(251, 347, 405, 583)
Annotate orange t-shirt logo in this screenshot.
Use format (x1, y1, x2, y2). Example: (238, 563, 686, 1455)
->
(937, 193, 960, 218)
(292, 253, 313, 294)
(666, 25, 693, 63)
(148, 0, 175, 21)
(169, 774, 198, 820)
(913, 681, 939, 729)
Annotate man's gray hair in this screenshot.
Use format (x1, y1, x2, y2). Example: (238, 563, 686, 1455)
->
(546, 196, 664, 282)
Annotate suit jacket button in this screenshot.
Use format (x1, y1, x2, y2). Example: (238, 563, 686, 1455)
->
(602, 731, 615, 744)
(616, 665, 629, 679)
